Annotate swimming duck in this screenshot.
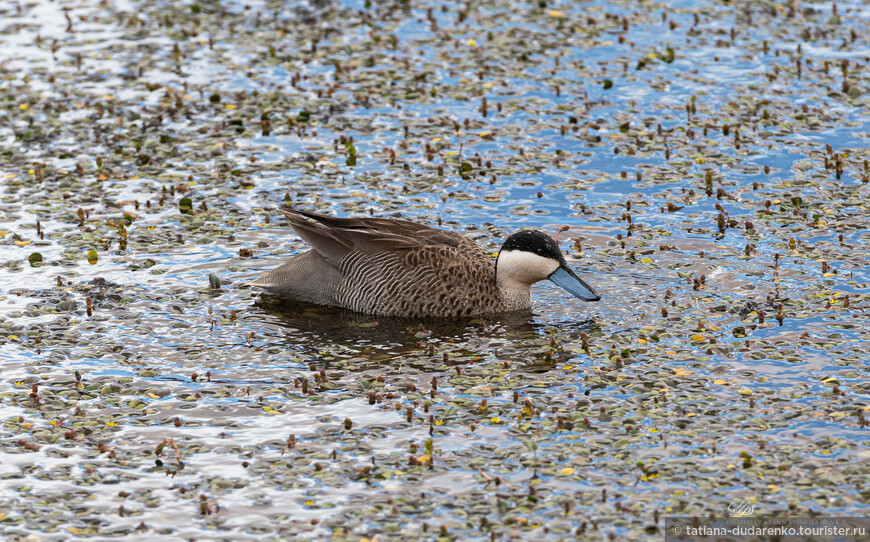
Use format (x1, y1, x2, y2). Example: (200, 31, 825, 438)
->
(249, 210, 600, 318)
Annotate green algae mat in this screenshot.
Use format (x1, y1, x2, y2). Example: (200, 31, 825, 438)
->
(0, 0, 868, 539)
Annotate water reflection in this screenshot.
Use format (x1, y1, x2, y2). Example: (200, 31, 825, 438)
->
(256, 294, 578, 345)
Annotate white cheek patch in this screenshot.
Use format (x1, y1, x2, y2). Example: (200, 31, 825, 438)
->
(497, 250, 560, 284)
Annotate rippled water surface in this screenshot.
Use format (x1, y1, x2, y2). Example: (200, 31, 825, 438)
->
(0, 0, 869, 539)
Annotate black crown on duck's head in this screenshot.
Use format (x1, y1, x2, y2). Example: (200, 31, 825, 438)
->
(499, 230, 565, 262)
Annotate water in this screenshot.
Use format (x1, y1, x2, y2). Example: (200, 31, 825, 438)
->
(0, 0, 869, 539)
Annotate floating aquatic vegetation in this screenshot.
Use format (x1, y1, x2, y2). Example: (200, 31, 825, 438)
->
(0, 0, 868, 539)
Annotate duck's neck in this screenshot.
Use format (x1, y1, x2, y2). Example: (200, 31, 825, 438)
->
(497, 276, 533, 311)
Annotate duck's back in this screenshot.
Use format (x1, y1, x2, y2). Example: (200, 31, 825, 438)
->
(252, 211, 504, 318)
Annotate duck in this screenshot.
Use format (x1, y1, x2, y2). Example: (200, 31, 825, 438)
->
(249, 210, 601, 318)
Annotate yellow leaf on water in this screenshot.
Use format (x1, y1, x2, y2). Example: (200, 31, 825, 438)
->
(14, 241, 31, 246)
(637, 338, 648, 344)
(738, 387, 753, 396)
(713, 379, 728, 385)
(673, 368, 692, 377)
(691, 334, 706, 342)
(147, 393, 160, 399)
(467, 38, 476, 46)
(548, 9, 564, 17)
(558, 467, 575, 475)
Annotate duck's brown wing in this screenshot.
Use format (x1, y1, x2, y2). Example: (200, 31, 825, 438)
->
(284, 210, 463, 266)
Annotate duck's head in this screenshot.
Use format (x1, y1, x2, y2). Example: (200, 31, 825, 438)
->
(495, 230, 601, 302)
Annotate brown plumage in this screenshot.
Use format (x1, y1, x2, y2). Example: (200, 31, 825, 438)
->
(249, 210, 601, 318)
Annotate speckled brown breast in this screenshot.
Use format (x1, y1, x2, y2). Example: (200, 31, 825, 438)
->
(335, 238, 504, 318)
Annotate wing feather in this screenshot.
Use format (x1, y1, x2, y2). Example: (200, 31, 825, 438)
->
(283, 209, 464, 264)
